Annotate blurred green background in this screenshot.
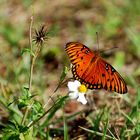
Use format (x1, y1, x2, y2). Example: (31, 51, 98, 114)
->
(0, 0, 140, 96)
(0, 0, 140, 139)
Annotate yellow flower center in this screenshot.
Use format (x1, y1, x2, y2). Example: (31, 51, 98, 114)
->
(78, 85, 87, 93)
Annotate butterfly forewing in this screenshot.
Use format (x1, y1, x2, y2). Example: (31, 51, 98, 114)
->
(65, 42, 95, 76)
(65, 42, 127, 94)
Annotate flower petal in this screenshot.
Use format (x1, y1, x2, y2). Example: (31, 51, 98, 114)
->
(69, 91, 78, 99)
(77, 93, 87, 104)
(68, 80, 81, 91)
(74, 80, 81, 87)
(68, 82, 77, 91)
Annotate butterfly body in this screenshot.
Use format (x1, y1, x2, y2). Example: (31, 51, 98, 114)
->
(65, 42, 127, 94)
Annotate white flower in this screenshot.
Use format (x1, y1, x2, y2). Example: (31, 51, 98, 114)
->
(67, 80, 87, 104)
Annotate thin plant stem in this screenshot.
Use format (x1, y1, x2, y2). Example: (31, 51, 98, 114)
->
(29, 16, 34, 92)
(22, 22, 43, 125)
(21, 102, 34, 125)
(27, 99, 57, 128)
(29, 43, 42, 91)
(79, 126, 118, 140)
(22, 52, 42, 125)
(21, 16, 34, 125)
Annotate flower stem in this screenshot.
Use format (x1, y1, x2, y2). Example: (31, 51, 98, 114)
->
(22, 16, 43, 126)
(28, 16, 34, 92)
(21, 16, 34, 125)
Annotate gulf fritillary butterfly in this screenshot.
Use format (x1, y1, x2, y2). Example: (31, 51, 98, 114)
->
(65, 42, 127, 94)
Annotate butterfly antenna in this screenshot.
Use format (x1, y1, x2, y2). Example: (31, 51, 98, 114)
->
(95, 32, 118, 54)
(100, 46, 118, 54)
(96, 32, 100, 53)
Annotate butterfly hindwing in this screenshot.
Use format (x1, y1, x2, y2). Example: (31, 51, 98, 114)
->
(98, 58, 127, 93)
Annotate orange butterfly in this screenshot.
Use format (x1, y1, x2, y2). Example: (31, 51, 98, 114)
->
(65, 42, 127, 94)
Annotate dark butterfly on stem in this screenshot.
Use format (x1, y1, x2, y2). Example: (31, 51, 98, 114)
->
(65, 42, 127, 94)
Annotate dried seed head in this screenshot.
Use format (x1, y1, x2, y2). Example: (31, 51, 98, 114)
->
(33, 25, 48, 45)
